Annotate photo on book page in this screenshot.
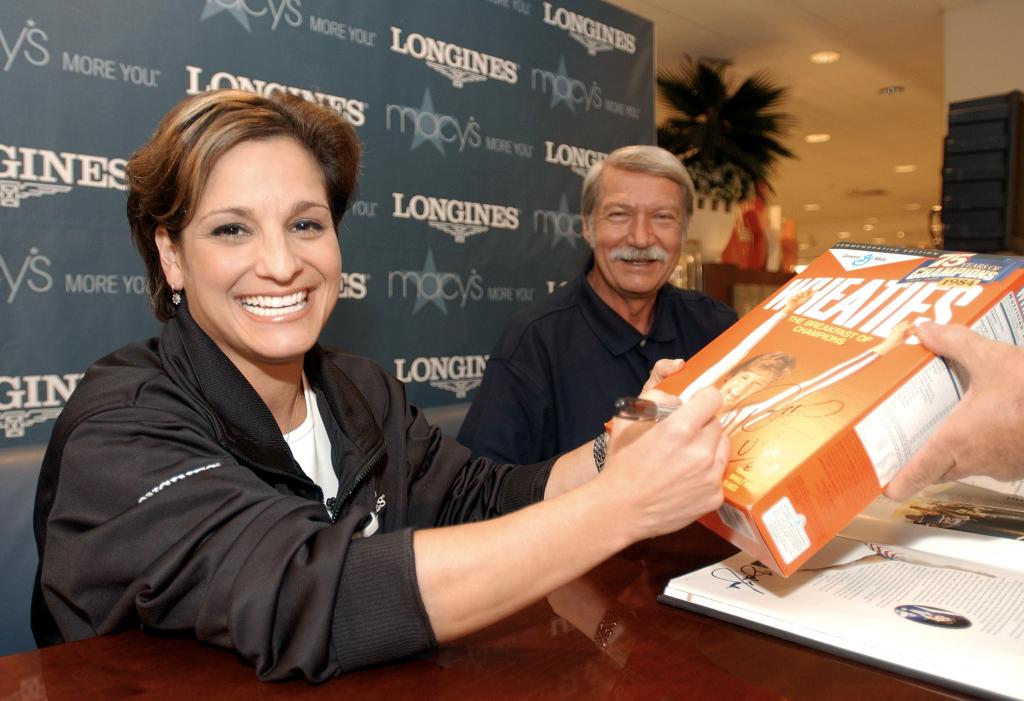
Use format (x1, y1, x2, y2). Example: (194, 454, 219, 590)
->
(894, 477, 1024, 541)
(840, 477, 1024, 580)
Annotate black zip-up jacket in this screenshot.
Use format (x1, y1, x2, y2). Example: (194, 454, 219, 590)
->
(32, 304, 554, 681)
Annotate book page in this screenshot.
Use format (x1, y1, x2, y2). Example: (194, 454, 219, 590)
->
(663, 538, 1024, 700)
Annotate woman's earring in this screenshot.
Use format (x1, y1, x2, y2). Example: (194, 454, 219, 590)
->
(171, 289, 182, 306)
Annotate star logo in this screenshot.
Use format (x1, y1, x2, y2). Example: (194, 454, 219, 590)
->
(551, 194, 582, 249)
(411, 89, 446, 156)
(549, 57, 576, 112)
(200, 0, 252, 32)
(412, 248, 447, 315)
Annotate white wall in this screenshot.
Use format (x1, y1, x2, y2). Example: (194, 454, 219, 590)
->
(945, 0, 1024, 103)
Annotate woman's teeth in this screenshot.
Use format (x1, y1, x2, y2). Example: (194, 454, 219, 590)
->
(240, 291, 308, 317)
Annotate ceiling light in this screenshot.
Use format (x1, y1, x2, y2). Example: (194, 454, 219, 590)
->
(879, 85, 905, 96)
(904, 203, 922, 211)
(871, 237, 887, 244)
(810, 51, 840, 64)
(798, 242, 810, 251)
(894, 164, 917, 173)
(837, 231, 851, 239)
(896, 230, 906, 239)
(803, 203, 821, 211)
(804, 133, 831, 143)
(863, 223, 875, 232)
(793, 264, 808, 273)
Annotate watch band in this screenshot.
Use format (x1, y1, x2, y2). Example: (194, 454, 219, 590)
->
(593, 431, 608, 473)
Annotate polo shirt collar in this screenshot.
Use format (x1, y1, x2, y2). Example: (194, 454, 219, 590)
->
(578, 255, 677, 356)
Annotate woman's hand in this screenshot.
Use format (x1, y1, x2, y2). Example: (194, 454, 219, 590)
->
(417, 388, 729, 643)
(596, 387, 729, 541)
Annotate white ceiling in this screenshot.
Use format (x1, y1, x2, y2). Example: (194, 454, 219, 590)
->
(606, 0, 977, 262)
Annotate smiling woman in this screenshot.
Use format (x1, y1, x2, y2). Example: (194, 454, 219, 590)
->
(31, 89, 732, 683)
(154, 137, 341, 432)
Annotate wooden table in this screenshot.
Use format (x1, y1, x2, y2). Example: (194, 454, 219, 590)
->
(0, 525, 976, 700)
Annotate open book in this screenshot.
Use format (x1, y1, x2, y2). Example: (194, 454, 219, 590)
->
(660, 476, 1024, 700)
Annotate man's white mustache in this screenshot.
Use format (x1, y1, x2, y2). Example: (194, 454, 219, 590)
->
(609, 246, 669, 263)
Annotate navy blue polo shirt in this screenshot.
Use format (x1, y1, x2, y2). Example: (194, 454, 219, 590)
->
(457, 269, 737, 464)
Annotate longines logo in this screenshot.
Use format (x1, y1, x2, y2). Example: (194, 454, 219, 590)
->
(390, 26, 518, 88)
(337, 271, 368, 300)
(0, 247, 53, 303)
(531, 58, 602, 114)
(185, 65, 368, 127)
(199, 0, 302, 32)
(0, 143, 128, 208)
(541, 2, 636, 56)
(1, 373, 83, 439)
(0, 17, 50, 72)
(533, 194, 584, 249)
(543, 140, 607, 178)
(393, 355, 487, 399)
(386, 89, 482, 156)
(392, 193, 518, 244)
(387, 249, 483, 315)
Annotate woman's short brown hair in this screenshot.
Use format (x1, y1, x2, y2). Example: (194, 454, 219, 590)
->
(126, 89, 361, 321)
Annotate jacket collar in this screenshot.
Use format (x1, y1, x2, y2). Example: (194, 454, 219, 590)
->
(159, 302, 384, 479)
(303, 346, 385, 460)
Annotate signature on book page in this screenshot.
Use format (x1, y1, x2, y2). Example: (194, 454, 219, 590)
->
(710, 563, 774, 593)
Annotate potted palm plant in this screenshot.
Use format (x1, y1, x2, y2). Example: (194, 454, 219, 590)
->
(657, 57, 794, 262)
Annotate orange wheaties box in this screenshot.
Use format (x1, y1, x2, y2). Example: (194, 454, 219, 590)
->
(656, 242, 1024, 575)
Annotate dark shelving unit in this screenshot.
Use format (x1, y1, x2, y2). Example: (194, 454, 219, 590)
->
(941, 91, 1024, 253)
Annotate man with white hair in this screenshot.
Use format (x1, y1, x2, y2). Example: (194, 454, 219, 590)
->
(458, 145, 736, 464)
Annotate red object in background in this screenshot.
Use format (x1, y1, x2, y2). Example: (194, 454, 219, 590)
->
(720, 217, 751, 268)
(721, 185, 768, 270)
(780, 218, 798, 273)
